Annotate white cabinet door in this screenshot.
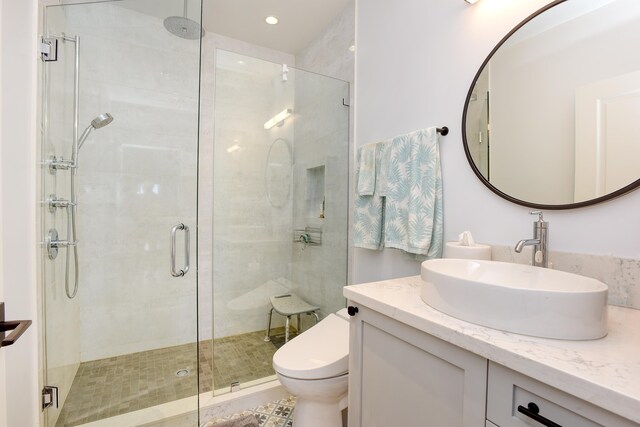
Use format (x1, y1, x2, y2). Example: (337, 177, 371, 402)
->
(348, 305, 487, 427)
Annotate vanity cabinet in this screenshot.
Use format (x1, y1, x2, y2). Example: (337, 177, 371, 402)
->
(347, 303, 639, 427)
(347, 305, 487, 426)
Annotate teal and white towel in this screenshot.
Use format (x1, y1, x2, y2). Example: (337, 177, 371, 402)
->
(356, 143, 376, 196)
(384, 128, 443, 257)
(354, 142, 387, 250)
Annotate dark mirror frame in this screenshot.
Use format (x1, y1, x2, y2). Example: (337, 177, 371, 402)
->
(462, 0, 640, 210)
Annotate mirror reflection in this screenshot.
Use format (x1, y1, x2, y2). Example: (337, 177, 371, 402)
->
(464, 0, 640, 207)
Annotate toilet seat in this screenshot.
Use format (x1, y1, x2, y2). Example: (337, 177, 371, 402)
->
(273, 313, 349, 380)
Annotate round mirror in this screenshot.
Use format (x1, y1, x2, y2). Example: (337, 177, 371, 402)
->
(265, 138, 292, 207)
(463, 0, 640, 209)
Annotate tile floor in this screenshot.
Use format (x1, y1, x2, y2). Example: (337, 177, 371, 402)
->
(201, 396, 295, 427)
(55, 328, 292, 426)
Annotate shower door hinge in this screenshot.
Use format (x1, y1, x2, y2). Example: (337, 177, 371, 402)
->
(42, 385, 59, 411)
(40, 37, 58, 62)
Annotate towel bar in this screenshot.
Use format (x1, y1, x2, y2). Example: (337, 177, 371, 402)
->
(437, 126, 449, 136)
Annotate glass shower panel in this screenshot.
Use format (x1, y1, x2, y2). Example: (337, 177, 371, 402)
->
(211, 50, 294, 391)
(289, 67, 350, 326)
(210, 50, 349, 393)
(41, 1, 201, 425)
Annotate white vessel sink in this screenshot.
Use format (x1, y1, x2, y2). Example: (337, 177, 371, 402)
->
(420, 259, 608, 340)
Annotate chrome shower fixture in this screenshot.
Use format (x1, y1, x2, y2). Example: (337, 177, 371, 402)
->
(164, 0, 204, 40)
(59, 112, 113, 299)
(78, 113, 113, 150)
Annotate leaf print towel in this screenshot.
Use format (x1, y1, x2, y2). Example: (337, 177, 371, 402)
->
(384, 128, 443, 257)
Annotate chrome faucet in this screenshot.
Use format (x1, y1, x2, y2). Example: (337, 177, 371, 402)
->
(515, 211, 549, 268)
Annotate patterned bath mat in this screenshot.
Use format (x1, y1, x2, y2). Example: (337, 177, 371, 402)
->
(201, 396, 295, 427)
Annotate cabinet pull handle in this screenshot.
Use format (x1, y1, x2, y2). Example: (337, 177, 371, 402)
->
(347, 306, 359, 316)
(517, 402, 563, 427)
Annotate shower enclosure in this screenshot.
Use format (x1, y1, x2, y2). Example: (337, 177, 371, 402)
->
(40, 1, 350, 426)
(41, 1, 202, 425)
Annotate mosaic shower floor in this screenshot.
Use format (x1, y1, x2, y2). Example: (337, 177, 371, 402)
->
(55, 328, 292, 426)
(201, 396, 295, 427)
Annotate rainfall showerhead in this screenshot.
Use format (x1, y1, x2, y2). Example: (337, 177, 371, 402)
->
(164, 16, 204, 40)
(164, 0, 204, 40)
(91, 113, 113, 129)
(78, 113, 114, 150)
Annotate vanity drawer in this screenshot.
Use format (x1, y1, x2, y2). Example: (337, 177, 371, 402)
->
(487, 362, 638, 427)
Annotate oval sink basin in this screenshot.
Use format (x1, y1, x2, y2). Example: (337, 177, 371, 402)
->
(420, 259, 608, 340)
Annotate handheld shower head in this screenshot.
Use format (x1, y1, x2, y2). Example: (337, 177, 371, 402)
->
(91, 113, 113, 129)
(78, 113, 114, 150)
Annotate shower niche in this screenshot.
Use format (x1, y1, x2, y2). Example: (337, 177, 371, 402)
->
(306, 165, 326, 219)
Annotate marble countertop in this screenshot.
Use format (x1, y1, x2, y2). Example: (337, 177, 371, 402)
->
(344, 276, 640, 423)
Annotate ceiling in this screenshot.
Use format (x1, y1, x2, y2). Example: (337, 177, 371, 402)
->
(115, 0, 352, 54)
(203, 0, 351, 54)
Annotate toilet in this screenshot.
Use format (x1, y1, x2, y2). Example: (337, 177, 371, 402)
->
(273, 308, 350, 427)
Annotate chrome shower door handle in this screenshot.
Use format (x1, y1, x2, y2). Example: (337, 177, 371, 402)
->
(170, 223, 190, 277)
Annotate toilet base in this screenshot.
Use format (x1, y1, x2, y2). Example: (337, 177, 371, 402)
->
(294, 397, 346, 427)
(276, 372, 348, 427)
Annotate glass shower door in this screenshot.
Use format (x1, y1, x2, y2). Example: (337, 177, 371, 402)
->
(207, 50, 350, 394)
(41, 1, 202, 426)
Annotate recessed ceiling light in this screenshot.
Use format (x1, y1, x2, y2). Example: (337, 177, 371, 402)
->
(265, 16, 279, 25)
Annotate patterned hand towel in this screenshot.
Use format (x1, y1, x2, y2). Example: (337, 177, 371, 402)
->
(384, 128, 443, 257)
(356, 143, 377, 195)
(354, 142, 387, 250)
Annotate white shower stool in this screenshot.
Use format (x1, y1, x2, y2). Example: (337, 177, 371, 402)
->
(264, 294, 320, 343)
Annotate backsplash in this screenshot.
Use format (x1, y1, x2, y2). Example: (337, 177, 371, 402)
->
(491, 245, 640, 310)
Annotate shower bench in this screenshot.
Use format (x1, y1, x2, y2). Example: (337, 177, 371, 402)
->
(264, 294, 320, 344)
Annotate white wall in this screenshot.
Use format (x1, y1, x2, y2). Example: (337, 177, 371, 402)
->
(354, 0, 640, 284)
(0, 1, 40, 426)
(0, 3, 6, 425)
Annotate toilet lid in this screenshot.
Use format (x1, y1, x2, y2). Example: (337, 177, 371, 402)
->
(273, 313, 349, 380)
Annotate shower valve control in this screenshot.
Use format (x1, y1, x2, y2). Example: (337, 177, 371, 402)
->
(48, 156, 76, 175)
(46, 229, 77, 260)
(47, 194, 76, 213)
